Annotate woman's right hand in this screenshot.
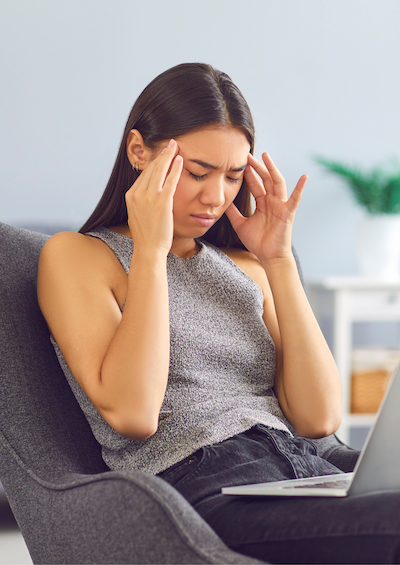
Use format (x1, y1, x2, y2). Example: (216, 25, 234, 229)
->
(125, 139, 183, 256)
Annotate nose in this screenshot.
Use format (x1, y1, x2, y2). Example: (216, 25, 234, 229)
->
(199, 179, 225, 209)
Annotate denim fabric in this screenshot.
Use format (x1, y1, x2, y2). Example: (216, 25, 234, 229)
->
(159, 426, 400, 563)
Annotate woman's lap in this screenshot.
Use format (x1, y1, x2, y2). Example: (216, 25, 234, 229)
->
(159, 425, 400, 563)
(199, 488, 400, 563)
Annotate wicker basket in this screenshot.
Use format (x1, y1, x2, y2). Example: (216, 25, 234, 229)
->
(351, 369, 390, 413)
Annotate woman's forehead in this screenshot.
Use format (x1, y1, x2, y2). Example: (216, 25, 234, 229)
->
(176, 126, 250, 169)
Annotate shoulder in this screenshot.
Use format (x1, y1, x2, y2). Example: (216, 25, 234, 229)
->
(40, 230, 102, 257)
(39, 230, 118, 270)
(221, 247, 270, 296)
(38, 231, 126, 306)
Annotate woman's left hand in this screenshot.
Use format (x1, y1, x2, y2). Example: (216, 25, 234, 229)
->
(225, 153, 308, 264)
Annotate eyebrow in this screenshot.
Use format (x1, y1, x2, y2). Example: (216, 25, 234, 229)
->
(187, 158, 247, 173)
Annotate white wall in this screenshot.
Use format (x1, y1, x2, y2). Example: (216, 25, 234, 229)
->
(1, 0, 399, 277)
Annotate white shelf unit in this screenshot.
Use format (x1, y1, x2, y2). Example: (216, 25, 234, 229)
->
(306, 277, 400, 445)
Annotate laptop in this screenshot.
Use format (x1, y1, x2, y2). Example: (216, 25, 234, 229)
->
(222, 363, 400, 498)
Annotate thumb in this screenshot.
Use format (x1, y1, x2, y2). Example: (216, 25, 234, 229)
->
(225, 202, 245, 232)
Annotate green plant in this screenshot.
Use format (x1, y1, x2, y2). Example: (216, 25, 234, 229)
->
(314, 156, 400, 214)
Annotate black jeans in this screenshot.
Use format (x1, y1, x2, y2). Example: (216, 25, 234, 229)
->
(159, 425, 400, 563)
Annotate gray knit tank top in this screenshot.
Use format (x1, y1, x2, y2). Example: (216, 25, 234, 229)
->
(51, 228, 292, 474)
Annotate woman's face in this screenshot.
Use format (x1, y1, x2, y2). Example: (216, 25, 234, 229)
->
(169, 126, 251, 240)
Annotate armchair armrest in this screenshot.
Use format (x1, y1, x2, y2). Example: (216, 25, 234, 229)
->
(1, 456, 262, 564)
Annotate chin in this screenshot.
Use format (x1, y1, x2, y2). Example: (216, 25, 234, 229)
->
(175, 224, 213, 239)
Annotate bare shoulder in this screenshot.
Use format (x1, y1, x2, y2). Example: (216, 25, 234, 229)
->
(40, 231, 109, 266)
(221, 247, 270, 294)
(38, 231, 127, 308)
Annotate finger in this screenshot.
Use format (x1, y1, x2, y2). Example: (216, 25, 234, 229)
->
(130, 154, 160, 192)
(261, 152, 285, 185)
(247, 154, 275, 195)
(140, 139, 179, 193)
(244, 164, 269, 200)
(287, 174, 308, 213)
(162, 155, 183, 198)
(225, 202, 246, 232)
(261, 152, 288, 200)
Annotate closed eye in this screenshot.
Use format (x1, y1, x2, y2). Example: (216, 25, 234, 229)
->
(188, 171, 242, 184)
(189, 172, 207, 181)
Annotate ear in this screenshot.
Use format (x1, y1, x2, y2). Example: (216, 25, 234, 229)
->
(126, 130, 152, 170)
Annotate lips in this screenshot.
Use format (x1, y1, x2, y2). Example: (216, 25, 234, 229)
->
(190, 214, 218, 227)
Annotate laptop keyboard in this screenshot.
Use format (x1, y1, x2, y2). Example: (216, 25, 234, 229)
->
(285, 478, 351, 490)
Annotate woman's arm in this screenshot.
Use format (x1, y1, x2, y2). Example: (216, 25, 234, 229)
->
(262, 254, 342, 438)
(37, 141, 183, 440)
(225, 153, 342, 438)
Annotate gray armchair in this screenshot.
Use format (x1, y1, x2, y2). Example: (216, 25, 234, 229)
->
(0, 222, 262, 564)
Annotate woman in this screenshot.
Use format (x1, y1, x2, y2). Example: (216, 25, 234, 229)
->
(37, 63, 400, 564)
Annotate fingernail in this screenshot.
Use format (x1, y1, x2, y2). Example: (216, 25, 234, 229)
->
(168, 139, 175, 147)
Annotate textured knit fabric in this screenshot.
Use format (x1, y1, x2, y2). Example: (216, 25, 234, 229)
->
(51, 227, 292, 475)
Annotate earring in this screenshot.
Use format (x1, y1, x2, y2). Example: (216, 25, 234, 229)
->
(132, 163, 140, 172)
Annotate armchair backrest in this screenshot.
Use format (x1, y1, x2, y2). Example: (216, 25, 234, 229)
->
(0, 223, 108, 492)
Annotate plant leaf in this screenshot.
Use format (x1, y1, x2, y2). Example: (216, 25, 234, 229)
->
(314, 156, 400, 214)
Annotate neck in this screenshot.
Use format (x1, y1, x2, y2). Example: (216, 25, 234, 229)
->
(170, 236, 200, 259)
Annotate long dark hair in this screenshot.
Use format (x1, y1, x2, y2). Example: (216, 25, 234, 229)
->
(79, 63, 255, 249)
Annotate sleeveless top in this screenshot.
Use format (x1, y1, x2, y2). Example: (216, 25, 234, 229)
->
(51, 228, 292, 475)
